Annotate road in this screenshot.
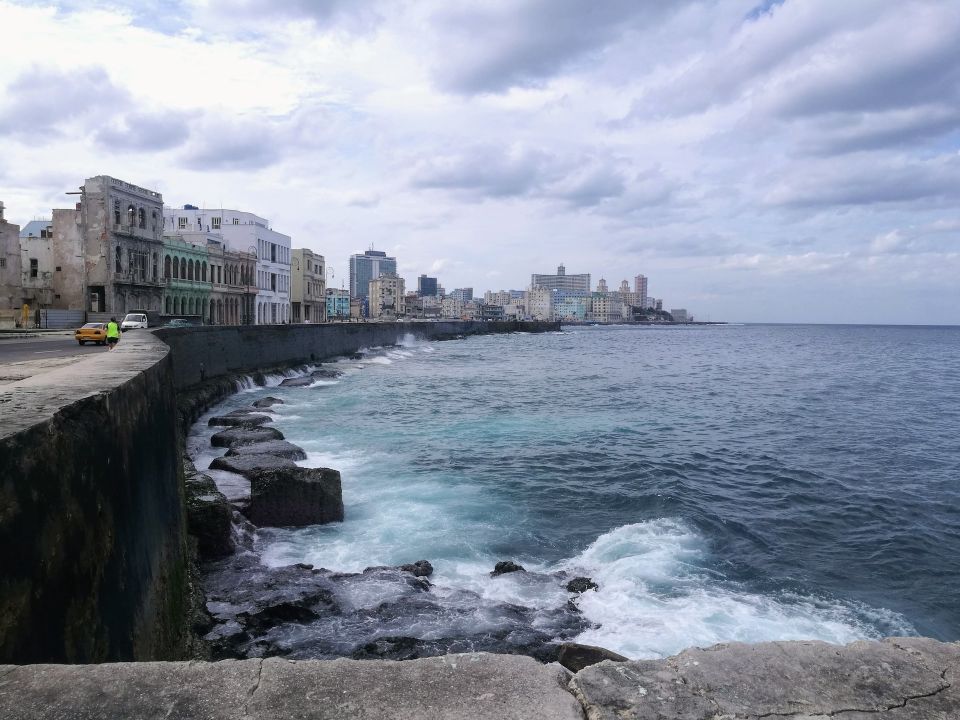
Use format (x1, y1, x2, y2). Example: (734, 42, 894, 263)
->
(0, 333, 108, 364)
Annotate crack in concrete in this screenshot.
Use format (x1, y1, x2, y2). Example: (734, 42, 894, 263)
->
(243, 659, 264, 719)
(0, 667, 19, 682)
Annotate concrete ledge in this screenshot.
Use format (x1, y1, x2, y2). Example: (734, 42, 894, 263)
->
(0, 653, 582, 720)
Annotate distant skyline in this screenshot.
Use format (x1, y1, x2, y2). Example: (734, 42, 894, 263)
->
(1, 0, 958, 324)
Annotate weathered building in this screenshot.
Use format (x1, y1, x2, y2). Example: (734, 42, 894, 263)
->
(291, 248, 325, 323)
(208, 239, 256, 325)
(160, 234, 210, 318)
(368, 272, 405, 320)
(0, 202, 23, 311)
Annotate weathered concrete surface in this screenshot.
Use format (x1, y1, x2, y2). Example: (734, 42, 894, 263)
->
(0, 653, 583, 720)
(0, 332, 189, 664)
(570, 637, 960, 719)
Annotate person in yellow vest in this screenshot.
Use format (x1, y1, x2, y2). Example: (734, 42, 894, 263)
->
(106, 317, 120, 350)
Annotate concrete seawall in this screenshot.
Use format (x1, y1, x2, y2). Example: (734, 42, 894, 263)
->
(0, 320, 556, 664)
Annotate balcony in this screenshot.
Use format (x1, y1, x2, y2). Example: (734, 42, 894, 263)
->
(113, 272, 164, 287)
(112, 223, 161, 242)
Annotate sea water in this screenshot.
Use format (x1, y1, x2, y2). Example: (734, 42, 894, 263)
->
(189, 324, 960, 659)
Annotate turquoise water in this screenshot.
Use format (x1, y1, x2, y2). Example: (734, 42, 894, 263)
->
(190, 324, 960, 659)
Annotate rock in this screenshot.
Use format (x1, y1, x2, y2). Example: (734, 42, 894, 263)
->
(279, 376, 314, 388)
(224, 440, 307, 461)
(491, 560, 526, 577)
(211, 426, 284, 448)
(183, 468, 235, 561)
(208, 411, 272, 428)
(351, 636, 424, 661)
(245, 467, 344, 527)
(399, 560, 434, 577)
(311, 368, 342, 379)
(557, 642, 628, 672)
(209, 454, 298, 479)
(348, 353, 363, 360)
(238, 599, 324, 631)
(566, 576, 599, 593)
(252, 396, 284, 409)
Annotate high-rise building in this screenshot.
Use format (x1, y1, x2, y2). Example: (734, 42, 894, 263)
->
(417, 274, 438, 297)
(449, 287, 473, 302)
(368, 272, 405, 319)
(531, 263, 590, 292)
(634, 274, 648, 306)
(349, 249, 396, 300)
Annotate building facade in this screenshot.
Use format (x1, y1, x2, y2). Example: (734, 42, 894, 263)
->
(526, 286, 553, 320)
(325, 287, 350, 320)
(349, 250, 396, 303)
(291, 249, 326, 323)
(164, 207, 291, 324)
(532, 264, 590, 292)
(448, 287, 473, 302)
(368, 272, 405, 320)
(0, 202, 22, 311)
(161, 235, 210, 318)
(417, 274, 438, 297)
(634, 274, 648, 307)
(553, 290, 591, 321)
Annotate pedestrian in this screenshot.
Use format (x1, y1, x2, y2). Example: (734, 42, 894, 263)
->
(106, 317, 120, 351)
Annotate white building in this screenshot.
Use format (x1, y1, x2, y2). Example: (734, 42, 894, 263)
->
(164, 207, 291, 324)
(525, 286, 553, 320)
(441, 296, 464, 319)
(483, 290, 513, 307)
(368, 272, 405, 319)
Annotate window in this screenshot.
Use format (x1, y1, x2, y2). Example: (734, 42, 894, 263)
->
(55, 266, 61, 272)
(0, 257, 6, 268)
(271, 273, 277, 291)
(271, 244, 276, 262)
(217, 266, 221, 284)
(115, 210, 121, 225)
(212, 217, 221, 229)
(164, 255, 171, 279)
(233, 217, 239, 225)
(138, 208, 146, 229)
(153, 253, 158, 280)
(115, 247, 122, 273)
(127, 205, 136, 226)
(202, 262, 207, 282)
(178, 217, 187, 230)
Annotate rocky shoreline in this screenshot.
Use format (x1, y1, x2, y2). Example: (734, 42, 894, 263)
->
(180, 352, 610, 669)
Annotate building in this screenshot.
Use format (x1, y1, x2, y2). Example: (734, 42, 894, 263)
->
(207, 240, 256, 325)
(42, 176, 166, 315)
(532, 263, 590, 292)
(634, 275, 648, 307)
(670, 309, 689, 323)
(160, 234, 210, 318)
(525, 286, 553, 320)
(417, 274, 438, 297)
(368, 272, 405, 320)
(349, 250, 396, 302)
(483, 290, 513, 307)
(0, 202, 22, 311)
(596, 278, 609, 293)
(164, 206, 292, 324)
(441, 296, 464, 319)
(590, 293, 622, 323)
(552, 290, 591, 321)
(326, 288, 350, 321)
(291, 249, 326, 323)
(448, 287, 473, 302)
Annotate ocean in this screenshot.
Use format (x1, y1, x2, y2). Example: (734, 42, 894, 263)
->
(189, 324, 960, 660)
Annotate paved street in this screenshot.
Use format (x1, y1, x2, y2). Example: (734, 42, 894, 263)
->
(0, 332, 123, 384)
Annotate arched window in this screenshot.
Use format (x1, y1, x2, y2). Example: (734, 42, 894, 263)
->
(188, 259, 194, 281)
(165, 296, 171, 313)
(138, 208, 146, 229)
(127, 205, 136, 226)
(114, 210, 121, 225)
(180, 258, 186, 279)
(164, 255, 172, 279)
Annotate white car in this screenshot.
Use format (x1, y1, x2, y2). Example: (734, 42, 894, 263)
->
(120, 313, 148, 331)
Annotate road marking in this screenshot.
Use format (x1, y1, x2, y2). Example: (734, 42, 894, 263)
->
(33, 350, 62, 354)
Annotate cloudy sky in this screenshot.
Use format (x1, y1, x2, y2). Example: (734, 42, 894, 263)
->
(1, 0, 958, 323)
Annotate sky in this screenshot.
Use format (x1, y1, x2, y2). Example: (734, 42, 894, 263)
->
(0, 0, 958, 324)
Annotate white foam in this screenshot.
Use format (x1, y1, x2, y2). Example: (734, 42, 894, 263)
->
(366, 356, 392, 365)
(560, 520, 911, 659)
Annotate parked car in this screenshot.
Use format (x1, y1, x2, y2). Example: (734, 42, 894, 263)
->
(163, 318, 192, 328)
(75, 322, 107, 345)
(121, 313, 148, 331)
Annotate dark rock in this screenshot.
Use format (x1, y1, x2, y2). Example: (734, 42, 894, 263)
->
(399, 560, 434, 577)
(491, 560, 526, 577)
(183, 468, 235, 560)
(208, 412, 272, 428)
(252, 396, 284, 409)
(557, 642, 629, 672)
(224, 440, 307, 461)
(566, 576, 599, 594)
(245, 467, 344, 527)
(311, 368, 342, 379)
(279, 376, 314, 388)
(209, 453, 298, 478)
(203, 621, 250, 660)
(348, 353, 363, 360)
(211, 426, 284, 448)
(238, 600, 322, 631)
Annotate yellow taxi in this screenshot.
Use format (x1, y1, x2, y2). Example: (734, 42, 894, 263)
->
(75, 322, 107, 345)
